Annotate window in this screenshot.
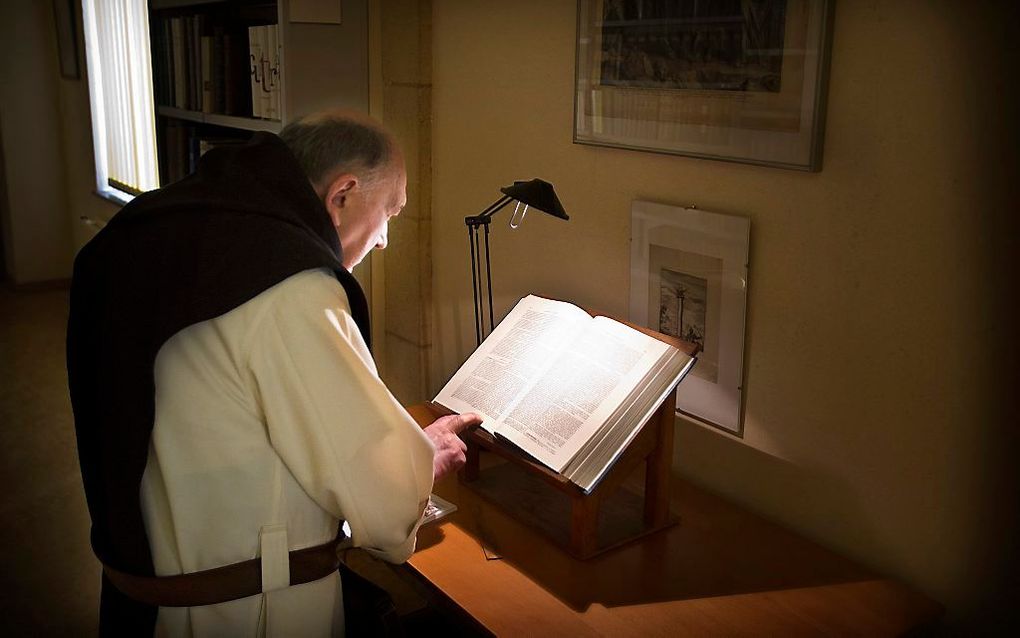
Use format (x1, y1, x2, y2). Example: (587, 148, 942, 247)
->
(81, 0, 159, 203)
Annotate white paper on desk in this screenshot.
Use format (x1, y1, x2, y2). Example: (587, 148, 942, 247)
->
(421, 493, 458, 525)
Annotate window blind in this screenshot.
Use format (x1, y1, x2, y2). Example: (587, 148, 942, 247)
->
(81, 0, 159, 198)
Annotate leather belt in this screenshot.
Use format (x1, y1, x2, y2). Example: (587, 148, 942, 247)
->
(103, 535, 345, 608)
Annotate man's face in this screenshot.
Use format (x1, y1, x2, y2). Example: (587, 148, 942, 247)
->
(334, 162, 407, 271)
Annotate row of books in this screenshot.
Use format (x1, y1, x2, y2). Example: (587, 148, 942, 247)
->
(160, 121, 249, 185)
(152, 17, 281, 121)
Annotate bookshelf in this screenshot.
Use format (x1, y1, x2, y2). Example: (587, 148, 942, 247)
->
(147, 0, 369, 186)
(156, 106, 282, 133)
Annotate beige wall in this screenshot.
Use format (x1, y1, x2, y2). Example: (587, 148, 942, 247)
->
(376, 0, 435, 405)
(0, 1, 117, 285)
(0, 1, 73, 284)
(431, 0, 1018, 623)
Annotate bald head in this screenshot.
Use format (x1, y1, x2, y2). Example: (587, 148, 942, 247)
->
(279, 110, 400, 197)
(280, 110, 407, 271)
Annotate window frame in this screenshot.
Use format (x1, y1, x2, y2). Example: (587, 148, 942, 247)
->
(80, 0, 160, 204)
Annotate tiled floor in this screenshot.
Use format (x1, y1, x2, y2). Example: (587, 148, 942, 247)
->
(0, 285, 99, 635)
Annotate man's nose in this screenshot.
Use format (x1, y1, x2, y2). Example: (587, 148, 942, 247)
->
(376, 224, 388, 250)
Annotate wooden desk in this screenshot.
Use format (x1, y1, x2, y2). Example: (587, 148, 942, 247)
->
(405, 405, 942, 636)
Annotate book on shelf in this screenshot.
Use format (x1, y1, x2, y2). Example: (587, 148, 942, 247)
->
(200, 35, 213, 113)
(161, 119, 191, 184)
(246, 24, 281, 121)
(170, 17, 186, 109)
(257, 26, 272, 118)
(210, 27, 226, 114)
(190, 16, 201, 110)
(151, 17, 171, 107)
(223, 29, 251, 116)
(184, 16, 195, 109)
(434, 295, 697, 493)
(266, 24, 281, 120)
(247, 26, 262, 118)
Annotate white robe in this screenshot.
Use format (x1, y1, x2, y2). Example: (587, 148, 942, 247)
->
(139, 268, 434, 637)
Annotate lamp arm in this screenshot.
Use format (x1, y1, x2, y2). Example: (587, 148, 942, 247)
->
(465, 195, 514, 226)
(464, 194, 515, 346)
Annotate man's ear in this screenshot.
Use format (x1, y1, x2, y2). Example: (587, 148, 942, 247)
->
(322, 173, 358, 227)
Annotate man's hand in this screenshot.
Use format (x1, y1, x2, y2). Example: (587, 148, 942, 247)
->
(423, 413, 482, 481)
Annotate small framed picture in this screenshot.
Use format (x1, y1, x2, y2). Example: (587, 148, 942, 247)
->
(630, 201, 750, 435)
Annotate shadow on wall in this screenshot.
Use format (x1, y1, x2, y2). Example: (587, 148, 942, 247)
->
(674, 417, 885, 544)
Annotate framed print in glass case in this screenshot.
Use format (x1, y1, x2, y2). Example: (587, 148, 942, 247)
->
(631, 200, 750, 435)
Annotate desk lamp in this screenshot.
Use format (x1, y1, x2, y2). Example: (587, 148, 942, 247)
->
(465, 179, 569, 346)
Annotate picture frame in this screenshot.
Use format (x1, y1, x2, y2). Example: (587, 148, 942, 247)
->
(630, 201, 750, 436)
(53, 0, 80, 80)
(574, 0, 834, 171)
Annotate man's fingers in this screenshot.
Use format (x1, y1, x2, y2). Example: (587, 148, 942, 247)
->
(435, 412, 482, 435)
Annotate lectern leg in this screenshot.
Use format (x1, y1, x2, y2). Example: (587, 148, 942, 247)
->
(644, 388, 677, 529)
(570, 493, 600, 558)
(460, 440, 481, 483)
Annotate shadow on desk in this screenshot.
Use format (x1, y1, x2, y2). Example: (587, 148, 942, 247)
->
(405, 405, 940, 634)
(430, 461, 886, 612)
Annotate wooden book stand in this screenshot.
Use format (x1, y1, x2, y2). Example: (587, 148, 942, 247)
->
(452, 321, 699, 560)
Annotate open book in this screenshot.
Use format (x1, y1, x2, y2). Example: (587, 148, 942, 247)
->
(435, 295, 697, 493)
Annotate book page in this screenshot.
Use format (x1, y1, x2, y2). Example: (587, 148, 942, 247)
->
(495, 317, 670, 471)
(434, 296, 591, 431)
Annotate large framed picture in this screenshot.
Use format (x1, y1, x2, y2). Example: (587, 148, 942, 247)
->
(630, 201, 750, 435)
(574, 0, 834, 171)
(53, 0, 80, 80)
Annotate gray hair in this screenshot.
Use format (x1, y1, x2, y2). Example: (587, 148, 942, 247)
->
(279, 111, 396, 190)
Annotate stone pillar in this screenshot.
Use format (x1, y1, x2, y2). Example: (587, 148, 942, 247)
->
(379, 0, 432, 404)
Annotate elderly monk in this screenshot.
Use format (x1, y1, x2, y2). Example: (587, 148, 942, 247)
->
(67, 110, 480, 636)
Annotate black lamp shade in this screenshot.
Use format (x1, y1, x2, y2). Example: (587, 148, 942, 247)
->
(500, 179, 569, 220)
(465, 178, 569, 345)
